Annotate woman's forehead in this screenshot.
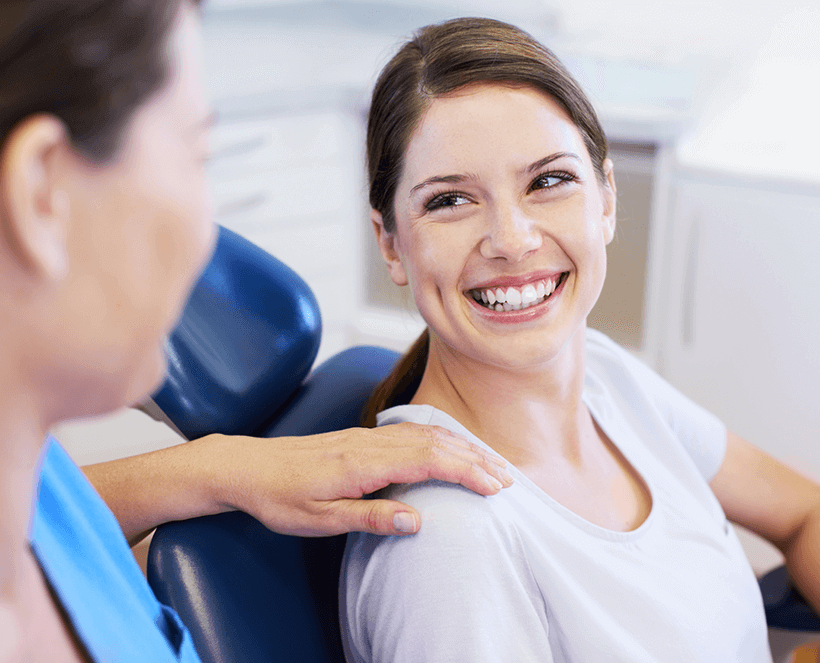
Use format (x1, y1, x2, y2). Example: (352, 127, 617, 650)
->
(401, 84, 588, 181)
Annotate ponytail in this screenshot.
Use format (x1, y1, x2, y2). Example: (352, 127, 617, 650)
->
(361, 329, 429, 427)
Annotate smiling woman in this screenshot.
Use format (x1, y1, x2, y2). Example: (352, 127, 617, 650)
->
(342, 17, 820, 663)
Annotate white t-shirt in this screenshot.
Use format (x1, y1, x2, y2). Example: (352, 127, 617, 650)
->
(341, 329, 772, 663)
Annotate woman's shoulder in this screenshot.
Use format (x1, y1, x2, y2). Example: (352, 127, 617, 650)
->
(374, 405, 527, 541)
(583, 327, 675, 403)
(584, 327, 642, 376)
(583, 328, 727, 481)
(380, 477, 518, 549)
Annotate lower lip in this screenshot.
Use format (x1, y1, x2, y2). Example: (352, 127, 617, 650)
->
(467, 274, 567, 324)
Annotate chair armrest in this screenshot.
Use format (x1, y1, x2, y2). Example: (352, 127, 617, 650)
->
(147, 512, 346, 663)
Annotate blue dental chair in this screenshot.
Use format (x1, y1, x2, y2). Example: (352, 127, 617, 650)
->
(146, 225, 820, 663)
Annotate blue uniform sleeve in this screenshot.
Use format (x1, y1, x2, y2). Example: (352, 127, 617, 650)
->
(30, 437, 202, 663)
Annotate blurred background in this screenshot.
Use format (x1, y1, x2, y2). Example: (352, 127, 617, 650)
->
(54, 0, 819, 574)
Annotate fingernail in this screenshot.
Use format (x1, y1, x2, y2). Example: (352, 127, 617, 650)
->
(393, 512, 417, 533)
(487, 476, 503, 491)
(490, 455, 508, 467)
(499, 469, 514, 485)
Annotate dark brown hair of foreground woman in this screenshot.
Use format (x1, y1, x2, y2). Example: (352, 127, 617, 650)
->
(363, 17, 608, 426)
(0, 0, 197, 161)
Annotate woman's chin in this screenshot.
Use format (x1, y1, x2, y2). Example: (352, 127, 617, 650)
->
(118, 345, 169, 409)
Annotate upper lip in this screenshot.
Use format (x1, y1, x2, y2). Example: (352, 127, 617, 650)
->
(465, 269, 567, 292)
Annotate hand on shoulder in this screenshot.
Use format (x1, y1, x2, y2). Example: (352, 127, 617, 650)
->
(199, 423, 513, 537)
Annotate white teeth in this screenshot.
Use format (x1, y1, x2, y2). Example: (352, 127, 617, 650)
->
(471, 273, 564, 312)
(521, 284, 537, 306)
(505, 288, 522, 306)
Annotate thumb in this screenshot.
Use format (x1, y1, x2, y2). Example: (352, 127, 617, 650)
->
(336, 498, 421, 536)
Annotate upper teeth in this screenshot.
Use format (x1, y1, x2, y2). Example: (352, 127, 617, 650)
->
(471, 276, 561, 311)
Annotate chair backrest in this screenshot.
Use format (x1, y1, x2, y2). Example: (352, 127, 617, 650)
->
(146, 225, 399, 663)
(152, 225, 322, 441)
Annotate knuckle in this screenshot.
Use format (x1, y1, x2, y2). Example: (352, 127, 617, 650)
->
(427, 428, 450, 449)
(363, 503, 382, 532)
(465, 459, 482, 480)
(424, 443, 446, 464)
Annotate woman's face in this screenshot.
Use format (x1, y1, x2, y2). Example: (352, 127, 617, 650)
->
(53, 3, 215, 413)
(376, 83, 616, 372)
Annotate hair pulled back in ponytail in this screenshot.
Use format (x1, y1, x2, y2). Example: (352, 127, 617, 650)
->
(362, 329, 428, 427)
(362, 17, 609, 425)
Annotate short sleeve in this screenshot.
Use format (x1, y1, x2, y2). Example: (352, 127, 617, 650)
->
(340, 481, 554, 663)
(585, 329, 728, 481)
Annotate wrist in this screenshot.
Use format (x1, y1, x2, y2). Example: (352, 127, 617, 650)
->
(190, 433, 241, 516)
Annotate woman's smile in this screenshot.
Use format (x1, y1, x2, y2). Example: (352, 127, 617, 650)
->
(466, 271, 569, 313)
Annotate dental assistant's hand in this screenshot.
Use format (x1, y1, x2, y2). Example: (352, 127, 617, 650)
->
(84, 423, 513, 544)
(200, 423, 514, 536)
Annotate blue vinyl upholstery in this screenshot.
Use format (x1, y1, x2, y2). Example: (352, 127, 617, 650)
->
(761, 565, 820, 631)
(147, 225, 820, 663)
(148, 347, 399, 663)
(152, 225, 321, 441)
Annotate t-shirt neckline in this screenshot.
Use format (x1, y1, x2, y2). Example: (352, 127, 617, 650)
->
(378, 401, 658, 543)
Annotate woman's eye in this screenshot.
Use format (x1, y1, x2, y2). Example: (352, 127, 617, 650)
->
(425, 191, 471, 211)
(530, 171, 575, 191)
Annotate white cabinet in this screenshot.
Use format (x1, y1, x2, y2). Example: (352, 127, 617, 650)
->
(660, 174, 820, 473)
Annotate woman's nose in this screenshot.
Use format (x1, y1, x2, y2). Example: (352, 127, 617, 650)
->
(480, 205, 543, 262)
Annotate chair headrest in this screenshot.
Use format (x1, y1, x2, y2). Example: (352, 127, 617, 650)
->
(152, 225, 321, 440)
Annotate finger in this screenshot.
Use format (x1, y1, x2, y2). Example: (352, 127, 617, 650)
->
(388, 424, 514, 487)
(420, 426, 514, 489)
(333, 498, 421, 536)
(422, 450, 506, 496)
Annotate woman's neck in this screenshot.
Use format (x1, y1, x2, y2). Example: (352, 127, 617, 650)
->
(0, 365, 51, 601)
(0, 359, 91, 661)
(411, 326, 592, 468)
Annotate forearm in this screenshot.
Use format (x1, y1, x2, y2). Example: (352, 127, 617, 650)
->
(783, 507, 820, 614)
(82, 435, 228, 546)
(82, 422, 512, 544)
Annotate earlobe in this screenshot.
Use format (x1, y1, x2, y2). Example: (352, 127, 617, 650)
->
(371, 209, 408, 287)
(600, 158, 617, 245)
(0, 115, 71, 281)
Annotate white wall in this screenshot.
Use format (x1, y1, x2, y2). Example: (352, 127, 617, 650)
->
(540, 0, 820, 181)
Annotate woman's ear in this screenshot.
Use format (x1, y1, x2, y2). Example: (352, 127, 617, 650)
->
(371, 209, 408, 286)
(0, 114, 70, 282)
(600, 158, 617, 245)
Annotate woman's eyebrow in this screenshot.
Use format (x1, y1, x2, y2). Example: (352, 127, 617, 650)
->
(409, 172, 479, 195)
(525, 152, 582, 174)
(409, 154, 581, 194)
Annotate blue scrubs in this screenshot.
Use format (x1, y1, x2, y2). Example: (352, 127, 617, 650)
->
(30, 437, 202, 663)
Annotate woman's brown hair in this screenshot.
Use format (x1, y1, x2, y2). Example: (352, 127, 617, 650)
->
(0, 0, 198, 163)
(362, 17, 609, 427)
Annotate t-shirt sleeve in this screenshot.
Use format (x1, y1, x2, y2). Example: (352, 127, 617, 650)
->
(341, 482, 554, 663)
(586, 330, 728, 481)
